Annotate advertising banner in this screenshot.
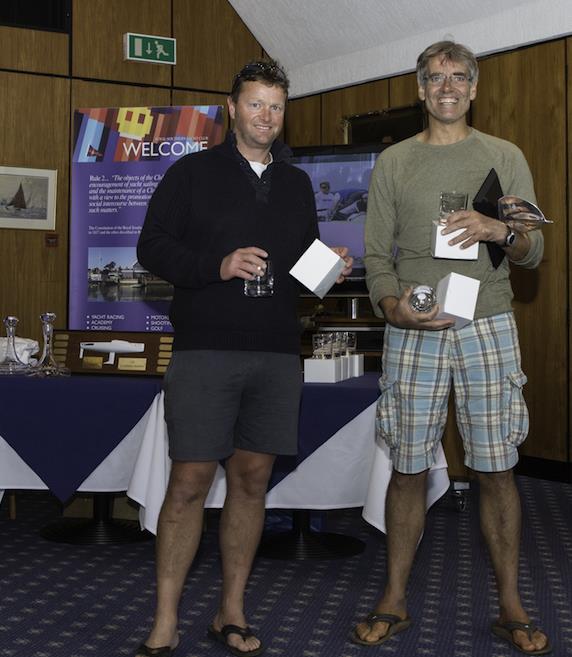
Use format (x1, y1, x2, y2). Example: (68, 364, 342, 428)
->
(69, 105, 224, 333)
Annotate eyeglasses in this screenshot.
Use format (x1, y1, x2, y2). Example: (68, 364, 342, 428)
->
(424, 73, 472, 86)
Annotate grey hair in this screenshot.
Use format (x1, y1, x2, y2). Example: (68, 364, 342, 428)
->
(416, 41, 479, 86)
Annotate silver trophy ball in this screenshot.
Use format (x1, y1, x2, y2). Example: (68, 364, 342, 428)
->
(409, 285, 436, 312)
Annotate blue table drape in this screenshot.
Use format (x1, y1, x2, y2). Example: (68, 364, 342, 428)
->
(0, 375, 162, 501)
(0, 373, 381, 502)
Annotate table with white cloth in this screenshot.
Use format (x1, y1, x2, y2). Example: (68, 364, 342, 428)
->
(0, 373, 450, 536)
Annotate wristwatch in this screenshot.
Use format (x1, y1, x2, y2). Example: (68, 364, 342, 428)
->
(504, 227, 516, 248)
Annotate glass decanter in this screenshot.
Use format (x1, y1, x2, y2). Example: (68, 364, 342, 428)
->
(0, 316, 31, 376)
(28, 312, 70, 377)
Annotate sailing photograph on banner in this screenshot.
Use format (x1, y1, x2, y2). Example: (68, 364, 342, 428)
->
(0, 166, 57, 230)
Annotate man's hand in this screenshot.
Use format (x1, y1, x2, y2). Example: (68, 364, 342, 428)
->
(381, 289, 454, 331)
(220, 246, 268, 281)
(331, 246, 353, 283)
(440, 209, 508, 249)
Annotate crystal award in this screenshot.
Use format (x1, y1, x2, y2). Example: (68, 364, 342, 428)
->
(28, 312, 70, 377)
(498, 196, 553, 232)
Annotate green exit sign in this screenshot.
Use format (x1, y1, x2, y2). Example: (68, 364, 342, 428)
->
(123, 33, 176, 65)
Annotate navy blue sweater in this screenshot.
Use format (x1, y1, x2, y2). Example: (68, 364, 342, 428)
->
(137, 132, 319, 354)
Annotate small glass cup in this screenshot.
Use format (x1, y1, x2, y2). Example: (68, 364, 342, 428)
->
(345, 331, 357, 355)
(439, 191, 468, 223)
(312, 333, 333, 359)
(244, 259, 274, 297)
(332, 332, 344, 358)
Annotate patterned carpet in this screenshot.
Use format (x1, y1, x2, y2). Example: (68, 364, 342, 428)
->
(0, 475, 571, 657)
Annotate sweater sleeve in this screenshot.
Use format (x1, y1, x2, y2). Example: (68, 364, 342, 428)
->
(364, 153, 400, 317)
(137, 161, 223, 289)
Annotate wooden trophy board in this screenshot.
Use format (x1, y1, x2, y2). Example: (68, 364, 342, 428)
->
(53, 330, 172, 376)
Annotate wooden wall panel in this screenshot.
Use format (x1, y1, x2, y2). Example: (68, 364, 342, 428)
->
(472, 41, 568, 461)
(0, 73, 70, 342)
(72, 0, 172, 86)
(71, 80, 171, 111)
(0, 26, 68, 76)
(285, 95, 322, 147)
(321, 79, 389, 145)
(388, 71, 419, 108)
(174, 0, 262, 92)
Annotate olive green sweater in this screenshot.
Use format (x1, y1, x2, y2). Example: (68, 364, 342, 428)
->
(365, 128, 543, 319)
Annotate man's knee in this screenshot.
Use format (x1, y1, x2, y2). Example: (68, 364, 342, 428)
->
(391, 468, 429, 490)
(226, 453, 274, 498)
(166, 461, 217, 508)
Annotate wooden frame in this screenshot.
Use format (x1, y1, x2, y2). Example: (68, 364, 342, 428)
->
(0, 166, 57, 230)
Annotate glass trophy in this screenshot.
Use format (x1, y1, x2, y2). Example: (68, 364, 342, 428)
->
(28, 312, 70, 377)
(0, 316, 31, 376)
(344, 331, 357, 356)
(312, 333, 333, 359)
(498, 196, 552, 232)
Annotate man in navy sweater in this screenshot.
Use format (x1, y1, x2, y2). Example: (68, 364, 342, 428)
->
(135, 60, 351, 657)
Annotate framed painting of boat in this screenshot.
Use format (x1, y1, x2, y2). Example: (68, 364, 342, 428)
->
(0, 166, 57, 230)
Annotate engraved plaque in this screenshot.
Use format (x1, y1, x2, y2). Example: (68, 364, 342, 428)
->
(118, 356, 148, 371)
(54, 330, 170, 376)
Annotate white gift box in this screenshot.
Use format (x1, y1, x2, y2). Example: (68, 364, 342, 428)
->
(431, 221, 479, 260)
(436, 272, 480, 329)
(347, 353, 364, 377)
(304, 357, 342, 383)
(289, 238, 346, 299)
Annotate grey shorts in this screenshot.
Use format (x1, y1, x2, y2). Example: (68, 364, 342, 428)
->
(163, 350, 302, 462)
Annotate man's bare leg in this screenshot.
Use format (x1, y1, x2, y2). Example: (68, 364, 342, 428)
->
(211, 448, 275, 653)
(354, 469, 428, 643)
(136, 460, 218, 656)
(477, 469, 549, 653)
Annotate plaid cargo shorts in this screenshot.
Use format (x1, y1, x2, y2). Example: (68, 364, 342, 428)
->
(376, 312, 529, 473)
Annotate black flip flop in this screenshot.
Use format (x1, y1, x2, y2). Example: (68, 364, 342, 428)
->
(207, 624, 265, 656)
(135, 643, 177, 657)
(492, 620, 552, 655)
(351, 612, 412, 646)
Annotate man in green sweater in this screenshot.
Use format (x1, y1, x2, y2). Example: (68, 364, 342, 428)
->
(354, 41, 550, 655)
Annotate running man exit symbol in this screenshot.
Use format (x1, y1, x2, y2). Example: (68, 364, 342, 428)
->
(124, 33, 176, 65)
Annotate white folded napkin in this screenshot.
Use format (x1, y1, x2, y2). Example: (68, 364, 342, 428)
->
(0, 337, 40, 364)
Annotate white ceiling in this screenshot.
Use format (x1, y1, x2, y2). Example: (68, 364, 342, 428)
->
(228, 0, 572, 97)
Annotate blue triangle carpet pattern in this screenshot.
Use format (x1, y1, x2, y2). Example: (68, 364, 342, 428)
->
(0, 475, 571, 657)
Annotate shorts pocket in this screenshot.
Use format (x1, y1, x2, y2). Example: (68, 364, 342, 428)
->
(376, 376, 400, 449)
(503, 370, 529, 447)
